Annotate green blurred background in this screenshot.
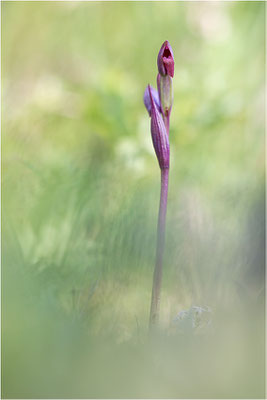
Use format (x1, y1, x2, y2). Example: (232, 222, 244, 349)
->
(2, 1, 265, 398)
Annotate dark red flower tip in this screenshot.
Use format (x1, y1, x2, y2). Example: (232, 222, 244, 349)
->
(157, 40, 174, 78)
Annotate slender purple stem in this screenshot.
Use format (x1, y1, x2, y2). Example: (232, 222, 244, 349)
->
(163, 114, 170, 136)
(149, 166, 169, 329)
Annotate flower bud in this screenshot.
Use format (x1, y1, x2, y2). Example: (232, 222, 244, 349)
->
(143, 85, 161, 116)
(157, 73, 173, 117)
(148, 85, 170, 170)
(157, 40, 174, 78)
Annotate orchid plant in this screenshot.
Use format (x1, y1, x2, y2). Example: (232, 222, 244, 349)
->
(143, 41, 174, 330)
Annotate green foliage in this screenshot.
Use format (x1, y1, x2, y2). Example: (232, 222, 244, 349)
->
(2, 2, 265, 398)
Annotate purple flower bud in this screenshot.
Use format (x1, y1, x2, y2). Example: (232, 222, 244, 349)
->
(143, 85, 161, 116)
(157, 40, 174, 78)
(157, 74, 173, 117)
(148, 85, 170, 170)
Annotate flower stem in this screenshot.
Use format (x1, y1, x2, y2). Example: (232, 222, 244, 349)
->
(163, 114, 170, 136)
(149, 167, 169, 330)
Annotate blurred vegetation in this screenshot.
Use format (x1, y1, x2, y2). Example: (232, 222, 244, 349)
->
(2, 1, 265, 398)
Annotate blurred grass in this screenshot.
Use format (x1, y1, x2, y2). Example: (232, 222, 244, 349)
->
(2, 1, 265, 398)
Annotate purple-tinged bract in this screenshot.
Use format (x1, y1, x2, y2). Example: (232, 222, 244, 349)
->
(148, 85, 170, 169)
(158, 74, 173, 117)
(157, 40, 174, 78)
(144, 85, 161, 116)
